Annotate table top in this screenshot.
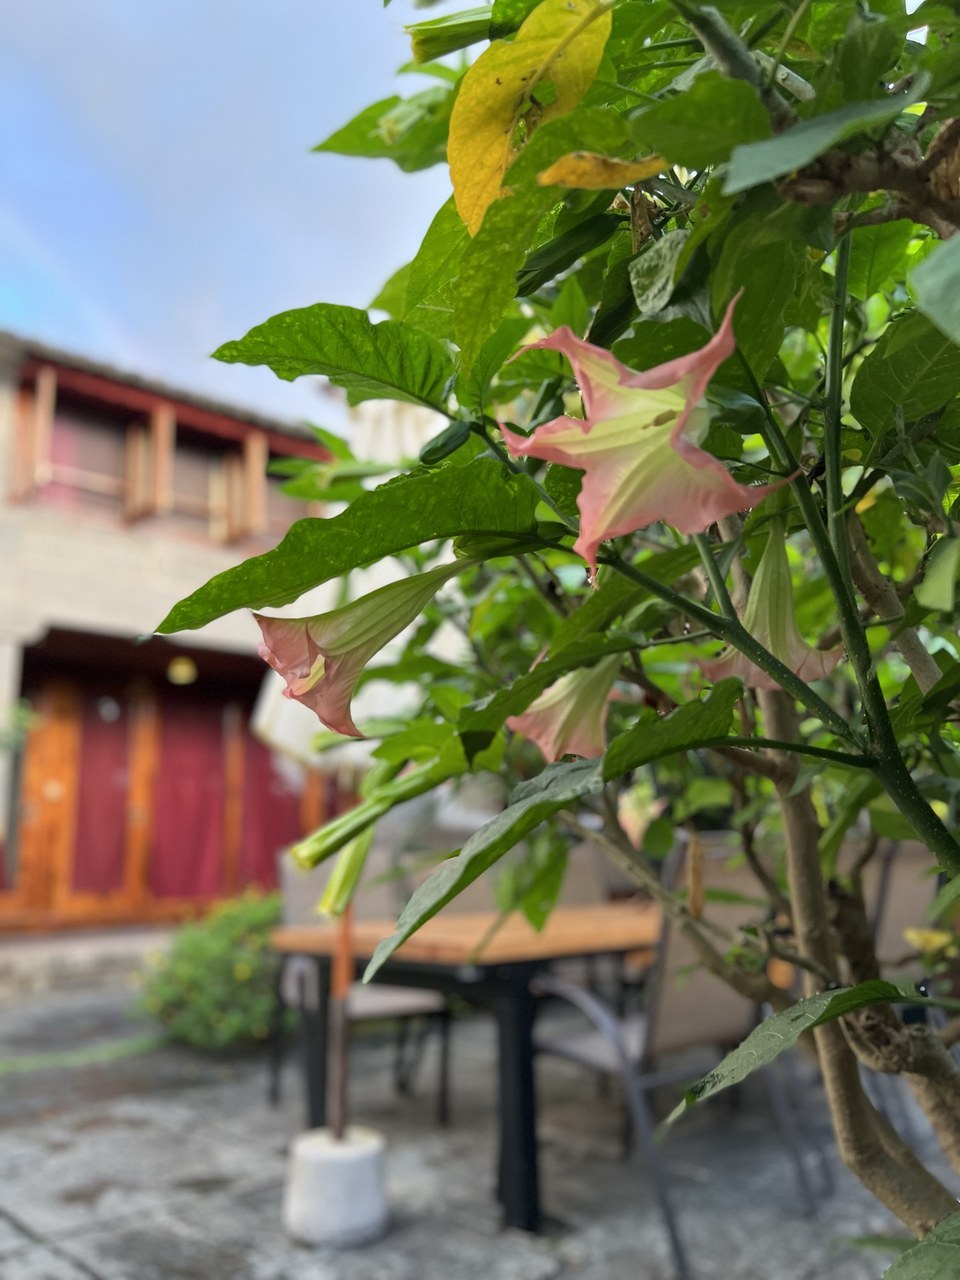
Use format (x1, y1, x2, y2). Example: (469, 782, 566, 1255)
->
(273, 900, 661, 968)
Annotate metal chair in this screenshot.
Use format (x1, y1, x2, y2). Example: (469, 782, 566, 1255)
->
(268, 836, 453, 1126)
(532, 836, 831, 1280)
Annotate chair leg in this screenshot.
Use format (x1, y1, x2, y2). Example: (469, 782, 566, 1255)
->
(266, 958, 289, 1107)
(623, 1082, 695, 1280)
(392, 1018, 414, 1095)
(761, 1061, 819, 1217)
(436, 1007, 452, 1128)
(777, 1049, 834, 1197)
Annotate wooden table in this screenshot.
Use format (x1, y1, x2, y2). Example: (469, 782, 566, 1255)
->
(273, 901, 661, 1233)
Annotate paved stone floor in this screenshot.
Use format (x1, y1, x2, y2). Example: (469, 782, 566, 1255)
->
(0, 984, 944, 1280)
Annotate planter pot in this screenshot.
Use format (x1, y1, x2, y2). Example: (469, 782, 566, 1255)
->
(283, 1126, 388, 1247)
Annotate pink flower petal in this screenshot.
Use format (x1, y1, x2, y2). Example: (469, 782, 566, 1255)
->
(253, 561, 468, 739)
(507, 656, 620, 762)
(699, 523, 842, 690)
(502, 295, 782, 579)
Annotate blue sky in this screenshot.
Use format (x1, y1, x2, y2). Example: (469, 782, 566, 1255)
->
(0, 2, 452, 426)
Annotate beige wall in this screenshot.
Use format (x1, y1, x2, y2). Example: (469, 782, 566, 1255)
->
(0, 360, 266, 845)
(0, 366, 262, 660)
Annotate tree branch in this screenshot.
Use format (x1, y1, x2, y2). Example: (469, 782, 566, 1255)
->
(758, 689, 959, 1233)
(564, 813, 790, 1009)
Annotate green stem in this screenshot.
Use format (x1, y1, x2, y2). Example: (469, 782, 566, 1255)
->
(694, 533, 737, 620)
(600, 551, 859, 744)
(740, 271, 960, 876)
(825, 234, 854, 587)
(722, 737, 874, 768)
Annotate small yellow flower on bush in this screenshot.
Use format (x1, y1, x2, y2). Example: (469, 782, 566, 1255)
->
(138, 891, 287, 1052)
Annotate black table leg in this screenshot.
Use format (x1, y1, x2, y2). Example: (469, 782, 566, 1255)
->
(493, 966, 540, 1232)
(297, 956, 330, 1129)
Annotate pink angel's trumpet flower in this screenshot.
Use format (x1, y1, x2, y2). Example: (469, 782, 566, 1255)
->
(617, 783, 667, 850)
(700, 522, 842, 690)
(507, 655, 621, 762)
(254, 560, 470, 737)
(500, 296, 783, 581)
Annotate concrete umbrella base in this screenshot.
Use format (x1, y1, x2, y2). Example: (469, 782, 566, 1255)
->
(283, 1126, 389, 1248)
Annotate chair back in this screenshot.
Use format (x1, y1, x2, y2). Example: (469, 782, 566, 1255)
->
(644, 833, 772, 1062)
(554, 840, 610, 907)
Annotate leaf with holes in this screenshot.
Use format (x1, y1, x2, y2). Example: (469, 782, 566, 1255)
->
(537, 150, 663, 190)
(448, 0, 613, 234)
(665, 980, 917, 1127)
(603, 680, 743, 781)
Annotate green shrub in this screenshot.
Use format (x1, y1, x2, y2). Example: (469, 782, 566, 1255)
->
(140, 891, 286, 1051)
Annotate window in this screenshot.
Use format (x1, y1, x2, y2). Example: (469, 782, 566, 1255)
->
(8, 362, 317, 543)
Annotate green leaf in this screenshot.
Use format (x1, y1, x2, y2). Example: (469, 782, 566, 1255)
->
(712, 220, 804, 376)
(497, 830, 570, 930)
(912, 234, 960, 348)
(916, 538, 960, 613)
(588, 229, 636, 347)
(629, 232, 690, 316)
(364, 758, 606, 978)
(156, 458, 542, 632)
(406, 7, 492, 62)
(929, 873, 960, 923)
(603, 680, 743, 782)
(315, 86, 452, 173)
(456, 316, 535, 413)
(214, 304, 455, 411)
(613, 317, 707, 368)
(543, 462, 582, 520)
(490, 0, 542, 38)
(455, 193, 554, 373)
(880, 1211, 960, 1279)
(404, 197, 471, 317)
(850, 311, 960, 436)
(819, 774, 884, 875)
(666, 979, 917, 1126)
(419, 419, 473, 465)
(633, 71, 772, 170)
(454, 107, 632, 369)
(836, 17, 902, 105)
(847, 220, 915, 302)
(724, 81, 929, 195)
(516, 212, 623, 296)
(548, 546, 700, 649)
(302, 423, 355, 463)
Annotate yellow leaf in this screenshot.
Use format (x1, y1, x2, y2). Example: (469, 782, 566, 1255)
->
(449, 0, 613, 235)
(903, 927, 953, 953)
(538, 151, 664, 189)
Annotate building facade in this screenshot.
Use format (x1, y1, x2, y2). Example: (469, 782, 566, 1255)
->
(0, 333, 331, 929)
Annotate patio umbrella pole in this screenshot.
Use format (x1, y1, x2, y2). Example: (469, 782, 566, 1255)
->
(327, 902, 352, 1141)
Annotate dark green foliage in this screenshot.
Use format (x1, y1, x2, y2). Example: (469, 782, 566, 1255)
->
(139, 893, 284, 1052)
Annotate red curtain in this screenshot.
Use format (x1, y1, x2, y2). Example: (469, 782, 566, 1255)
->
(72, 691, 129, 894)
(240, 735, 301, 888)
(150, 691, 225, 898)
